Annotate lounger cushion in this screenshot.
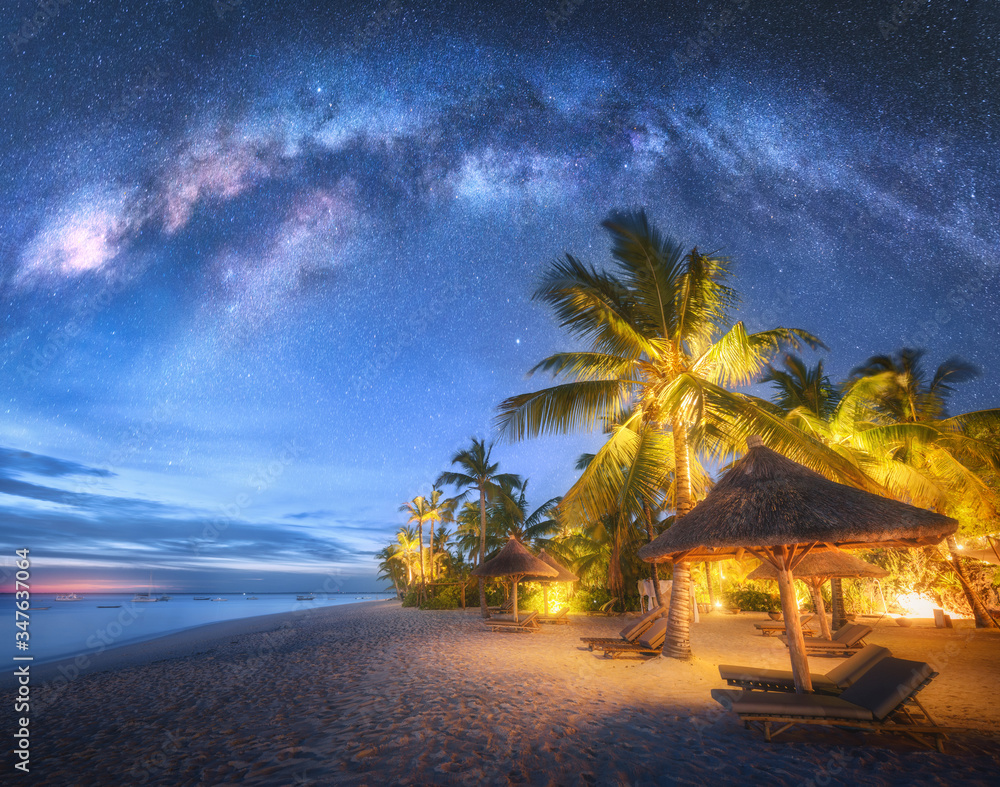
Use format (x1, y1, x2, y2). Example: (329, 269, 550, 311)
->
(636, 618, 669, 649)
(838, 657, 934, 721)
(717, 665, 838, 692)
(726, 691, 874, 720)
(825, 645, 892, 687)
(620, 609, 662, 640)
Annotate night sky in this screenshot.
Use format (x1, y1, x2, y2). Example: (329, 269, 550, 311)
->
(1, 1, 997, 592)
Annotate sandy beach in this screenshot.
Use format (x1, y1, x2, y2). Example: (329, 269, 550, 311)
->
(6, 601, 1000, 785)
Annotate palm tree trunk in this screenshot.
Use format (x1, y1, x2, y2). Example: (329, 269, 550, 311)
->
(427, 527, 434, 586)
(478, 484, 489, 618)
(644, 503, 665, 608)
(830, 577, 847, 630)
(418, 523, 426, 606)
(704, 562, 715, 611)
(947, 536, 999, 629)
(809, 578, 832, 640)
(664, 418, 695, 660)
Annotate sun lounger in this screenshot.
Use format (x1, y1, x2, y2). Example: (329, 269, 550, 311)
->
(712, 656, 948, 751)
(487, 598, 516, 614)
(538, 608, 570, 624)
(754, 614, 815, 637)
(580, 607, 663, 649)
(718, 645, 892, 695)
(485, 610, 539, 632)
(782, 623, 872, 657)
(596, 618, 668, 659)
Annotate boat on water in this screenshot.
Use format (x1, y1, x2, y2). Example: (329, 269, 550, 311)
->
(193, 596, 211, 600)
(246, 596, 258, 600)
(97, 605, 121, 608)
(54, 593, 84, 602)
(157, 595, 172, 601)
(296, 594, 316, 601)
(133, 573, 165, 602)
(210, 597, 228, 602)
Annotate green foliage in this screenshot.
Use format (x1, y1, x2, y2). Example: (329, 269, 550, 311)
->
(569, 587, 614, 612)
(723, 582, 781, 612)
(422, 584, 463, 610)
(401, 589, 420, 608)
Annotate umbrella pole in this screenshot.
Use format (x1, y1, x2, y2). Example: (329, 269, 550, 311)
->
(810, 578, 832, 640)
(543, 584, 549, 616)
(775, 563, 813, 693)
(513, 576, 519, 623)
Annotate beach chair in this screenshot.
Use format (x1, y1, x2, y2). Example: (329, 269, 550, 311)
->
(487, 598, 515, 614)
(754, 614, 815, 637)
(596, 618, 668, 659)
(711, 656, 948, 751)
(718, 645, 892, 695)
(579, 607, 663, 650)
(782, 623, 873, 657)
(485, 610, 540, 632)
(538, 607, 570, 624)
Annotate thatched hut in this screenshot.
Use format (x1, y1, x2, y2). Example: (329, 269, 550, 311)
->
(471, 537, 557, 621)
(747, 550, 888, 639)
(639, 437, 956, 692)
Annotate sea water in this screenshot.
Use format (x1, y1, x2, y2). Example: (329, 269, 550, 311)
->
(4, 592, 396, 665)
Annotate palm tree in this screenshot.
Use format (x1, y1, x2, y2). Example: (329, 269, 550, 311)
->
(843, 349, 1000, 628)
(421, 488, 459, 583)
(437, 438, 520, 618)
(399, 496, 431, 601)
(376, 545, 406, 598)
(394, 525, 421, 589)
(497, 209, 852, 659)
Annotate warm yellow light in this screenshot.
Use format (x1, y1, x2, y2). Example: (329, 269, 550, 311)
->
(714, 601, 722, 607)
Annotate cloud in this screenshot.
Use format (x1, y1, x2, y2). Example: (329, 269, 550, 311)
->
(0, 446, 114, 480)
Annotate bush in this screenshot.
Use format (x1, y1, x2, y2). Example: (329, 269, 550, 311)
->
(401, 589, 420, 608)
(423, 584, 462, 610)
(569, 587, 613, 613)
(724, 583, 781, 612)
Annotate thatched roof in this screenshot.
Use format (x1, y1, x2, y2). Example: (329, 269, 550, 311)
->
(639, 437, 957, 564)
(527, 549, 579, 583)
(747, 550, 888, 582)
(471, 537, 559, 578)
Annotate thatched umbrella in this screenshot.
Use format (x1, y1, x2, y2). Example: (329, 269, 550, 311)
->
(747, 549, 888, 639)
(638, 436, 957, 693)
(471, 537, 557, 622)
(525, 549, 579, 614)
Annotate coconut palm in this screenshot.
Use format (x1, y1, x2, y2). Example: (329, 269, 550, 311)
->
(394, 525, 421, 588)
(376, 545, 406, 598)
(843, 349, 1000, 627)
(399, 496, 431, 600)
(496, 209, 859, 659)
(421, 487, 459, 583)
(437, 438, 520, 617)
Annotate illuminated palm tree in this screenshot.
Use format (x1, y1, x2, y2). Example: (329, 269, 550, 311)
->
(399, 496, 431, 600)
(497, 209, 853, 659)
(394, 525, 421, 588)
(421, 487, 459, 583)
(437, 438, 520, 617)
(843, 349, 1000, 627)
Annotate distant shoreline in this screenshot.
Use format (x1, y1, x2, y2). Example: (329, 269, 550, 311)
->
(1, 598, 396, 690)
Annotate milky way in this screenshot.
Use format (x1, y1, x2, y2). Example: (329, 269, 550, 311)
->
(0, 1, 997, 591)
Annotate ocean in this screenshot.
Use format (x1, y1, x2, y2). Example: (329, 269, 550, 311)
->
(5, 592, 397, 665)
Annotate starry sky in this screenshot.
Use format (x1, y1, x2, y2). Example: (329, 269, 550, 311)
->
(0, 1, 997, 592)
